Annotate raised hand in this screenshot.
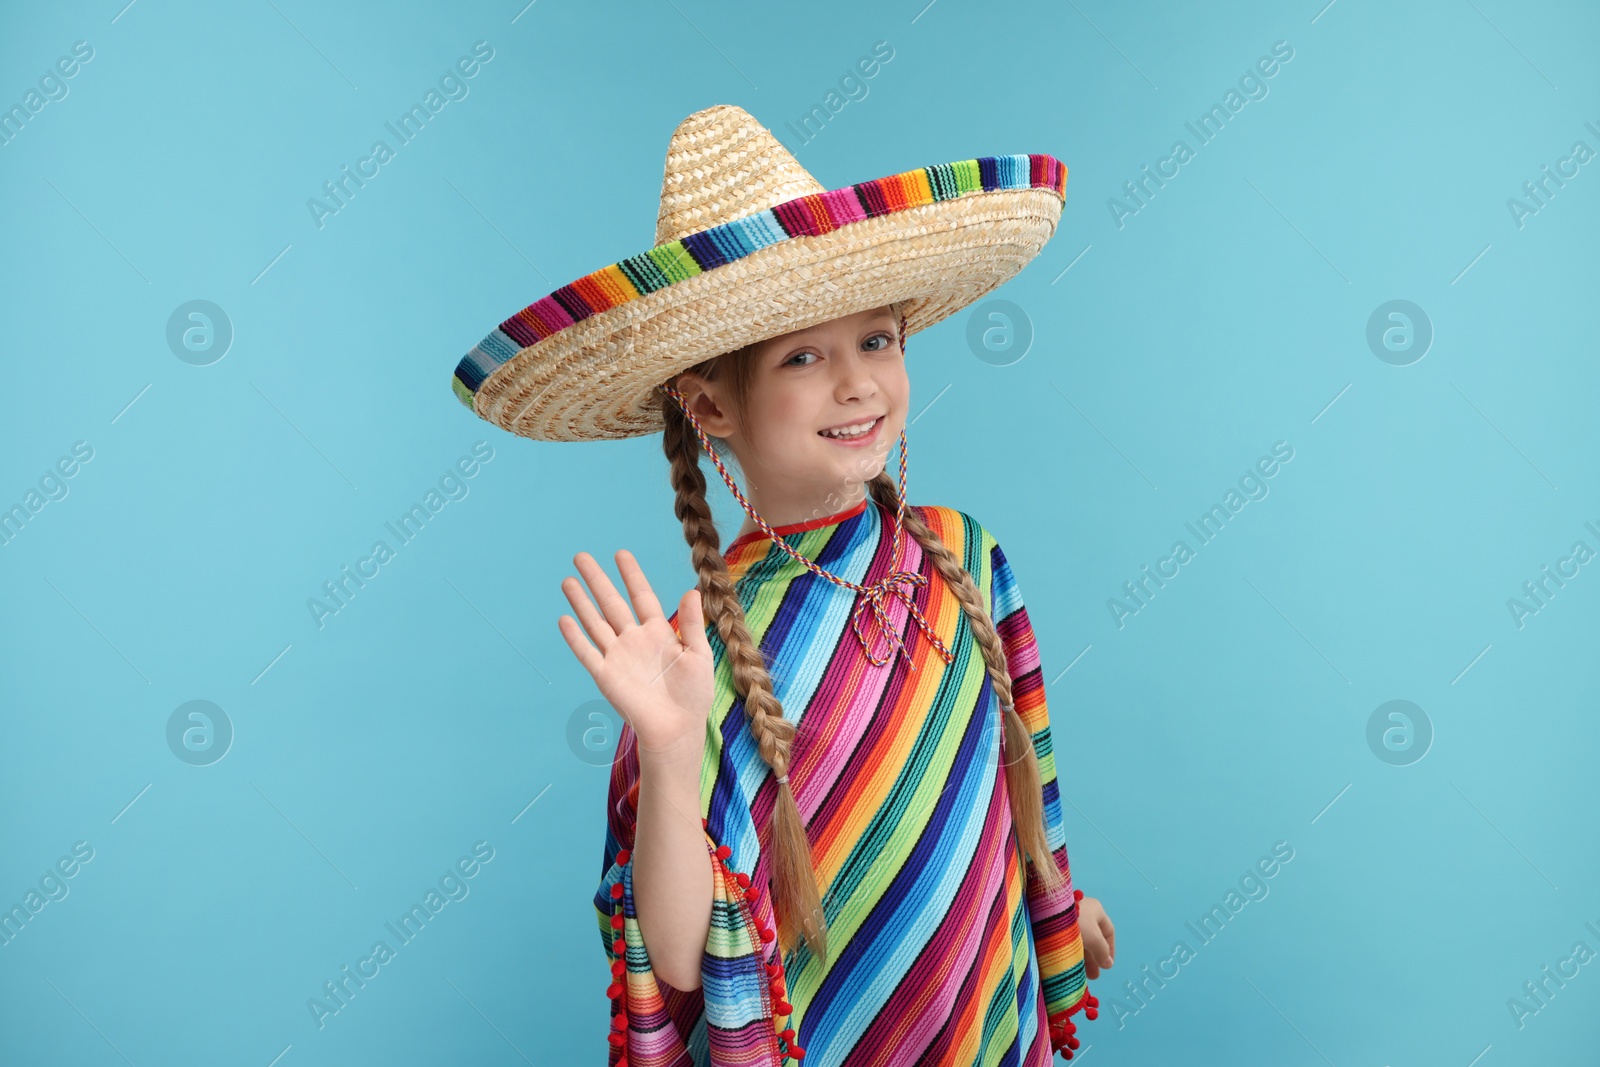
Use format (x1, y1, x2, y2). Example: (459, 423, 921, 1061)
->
(557, 549, 715, 763)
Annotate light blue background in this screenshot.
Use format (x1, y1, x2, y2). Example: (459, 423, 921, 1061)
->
(2, 1, 1596, 1064)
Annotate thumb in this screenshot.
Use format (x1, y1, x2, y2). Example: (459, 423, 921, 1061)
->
(678, 587, 710, 652)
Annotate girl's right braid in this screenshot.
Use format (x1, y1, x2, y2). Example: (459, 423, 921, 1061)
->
(659, 390, 831, 965)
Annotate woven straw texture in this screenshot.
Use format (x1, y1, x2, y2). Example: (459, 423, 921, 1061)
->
(452, 104, 1068, 442)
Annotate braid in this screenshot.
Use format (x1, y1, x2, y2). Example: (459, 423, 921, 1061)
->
(866, 474, 1066, 892)
(659, 390, 831, 964)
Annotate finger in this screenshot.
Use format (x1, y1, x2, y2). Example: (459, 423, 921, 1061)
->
(561, 574, 616, 655)
(1085, 959, 1100, 980)
(678, 587, 711, 653)
(1101, 915, 1115, 961)
(573, 551, 638, 635)
(614, 549, 666, 624)
(556, 613, 605, 677)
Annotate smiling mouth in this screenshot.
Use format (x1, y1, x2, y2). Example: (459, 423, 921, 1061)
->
(818, 415, 884, 443)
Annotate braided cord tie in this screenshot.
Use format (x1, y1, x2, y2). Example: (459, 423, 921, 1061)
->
(657, 307, 953, 672)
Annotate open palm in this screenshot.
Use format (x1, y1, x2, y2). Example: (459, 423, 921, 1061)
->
(557, 549, 715, 761)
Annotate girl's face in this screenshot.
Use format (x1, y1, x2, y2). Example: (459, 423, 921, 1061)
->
(676, 304, 910, 524)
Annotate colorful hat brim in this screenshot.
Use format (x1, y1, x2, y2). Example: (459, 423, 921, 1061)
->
(451, 153, 1067, 442)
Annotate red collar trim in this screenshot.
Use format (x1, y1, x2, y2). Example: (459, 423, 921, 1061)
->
(724, 498, 871, 556)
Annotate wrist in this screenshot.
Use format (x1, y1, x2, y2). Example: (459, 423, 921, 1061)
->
(637, 729, 704, 774)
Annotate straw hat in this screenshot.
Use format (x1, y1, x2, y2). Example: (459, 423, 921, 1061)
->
(449, 104, 1068, 442)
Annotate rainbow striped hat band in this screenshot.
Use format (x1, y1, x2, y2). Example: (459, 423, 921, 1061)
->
(449, 105, 1068, 442)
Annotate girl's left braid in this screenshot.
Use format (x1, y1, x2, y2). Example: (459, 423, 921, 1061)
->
(656, 378, 831, 966)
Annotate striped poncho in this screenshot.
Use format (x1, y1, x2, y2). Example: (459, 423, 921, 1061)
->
(594, 498, 1092, 1065)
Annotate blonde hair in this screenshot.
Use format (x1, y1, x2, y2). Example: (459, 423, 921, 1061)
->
(657, 309, 1064, 966)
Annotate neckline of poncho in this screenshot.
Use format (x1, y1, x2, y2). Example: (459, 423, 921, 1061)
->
(722, 497, 872, 557)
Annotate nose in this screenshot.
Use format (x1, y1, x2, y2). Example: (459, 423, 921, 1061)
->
(832, 346, 879, 402)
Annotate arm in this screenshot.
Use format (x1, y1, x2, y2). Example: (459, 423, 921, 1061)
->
(632, 727, 714, 990)
(593, 717, 715, 1065)
(572, 554, 798, 1063)
(564, 553, 719, 1063)
(596, 714, 797, 1065)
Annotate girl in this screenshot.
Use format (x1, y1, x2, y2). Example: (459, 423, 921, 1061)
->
(449, 105, 1114, 1065)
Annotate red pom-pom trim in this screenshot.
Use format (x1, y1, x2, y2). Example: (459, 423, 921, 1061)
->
(615, 848, 631, 865)
(606, 894, 630, 1060)
(1047, 985, 1103, 1055)
(701, 822, 812, 1065)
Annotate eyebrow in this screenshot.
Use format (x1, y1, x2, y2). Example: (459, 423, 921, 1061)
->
(787, 314, 897, 343)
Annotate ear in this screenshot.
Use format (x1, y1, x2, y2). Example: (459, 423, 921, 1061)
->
(672, 371, 738, 438)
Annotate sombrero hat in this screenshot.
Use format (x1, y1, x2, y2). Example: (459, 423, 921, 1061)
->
(448, 104, 1068, 442)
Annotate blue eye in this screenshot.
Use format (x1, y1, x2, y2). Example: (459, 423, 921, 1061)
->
(782, 333, 895, 366)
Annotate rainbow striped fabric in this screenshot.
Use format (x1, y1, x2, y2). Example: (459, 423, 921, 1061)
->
(594, 499, 1090, 1066)
(451, 154, 1067, 410)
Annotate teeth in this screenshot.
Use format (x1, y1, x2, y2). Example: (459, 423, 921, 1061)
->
(821, 418, 878, 439)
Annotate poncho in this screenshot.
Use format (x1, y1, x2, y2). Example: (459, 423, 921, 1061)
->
(594, 498, 1094, 1065)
